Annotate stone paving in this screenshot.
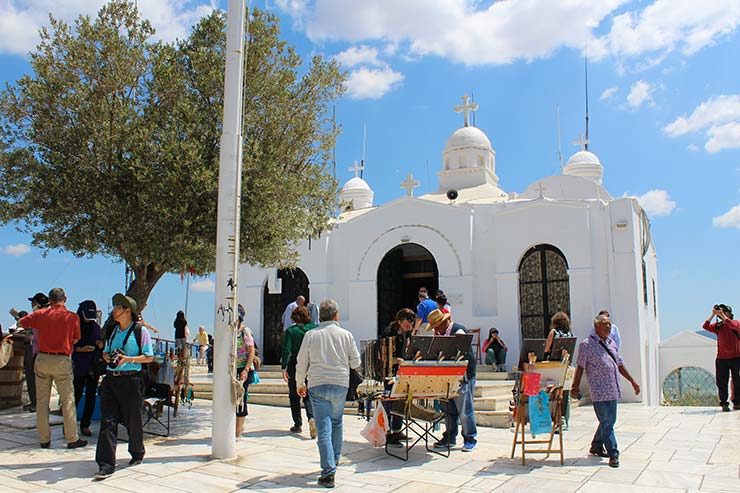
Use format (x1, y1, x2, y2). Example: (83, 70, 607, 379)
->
(0, 401, 738, 492)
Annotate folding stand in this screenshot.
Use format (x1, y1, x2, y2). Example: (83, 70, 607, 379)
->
(382, 361, 467, 461)
(510, 355, 571, 465)
(142, 383, 172, 437)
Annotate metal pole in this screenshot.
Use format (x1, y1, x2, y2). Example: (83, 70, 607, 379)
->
(212, 0, 247, 460)
(184, 272, 190, 318)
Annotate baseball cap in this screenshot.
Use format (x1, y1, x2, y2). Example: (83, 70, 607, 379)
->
(112, 293, 138, 314)
(28, 292, 50, 307)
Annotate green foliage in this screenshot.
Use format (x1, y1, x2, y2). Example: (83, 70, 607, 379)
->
(0, 1, 344, 308)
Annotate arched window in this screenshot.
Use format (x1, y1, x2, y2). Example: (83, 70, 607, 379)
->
(518, 245, 571, 339)
(662, 367, 715, 406)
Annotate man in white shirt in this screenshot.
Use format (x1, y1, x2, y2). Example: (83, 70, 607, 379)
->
(296, 299, 361, 489)
(282, 295, 305, 331)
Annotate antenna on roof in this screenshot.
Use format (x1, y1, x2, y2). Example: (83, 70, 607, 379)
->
(556, 104, 563, 169)
(361, 123, 366, 179)
(584, 41, 590, 151)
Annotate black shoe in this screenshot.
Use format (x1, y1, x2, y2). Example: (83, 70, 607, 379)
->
(721, 404, 731, 412)
(393, 431, 407, 441)
(608, 457, 620, 468)
(386, 434, 403, 448)
(589, 447, 609, 458)
(67, 439, 88, 449)
(290, 425, 302, 433)
(129, 457, 143, 466)
(94, 467, 115, 480)
(26, 405, 36, 413)
(40, 441, 50, 449)
(318, 474, 335, 488)
(433, 440, 455, 449)
(81, 427, 92, 437)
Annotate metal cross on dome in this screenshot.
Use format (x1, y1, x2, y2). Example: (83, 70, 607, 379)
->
(400, 173, 420, 197)
(573, 134, 590, 151)
(454, 94, 479, 127)
(348, 160, 364, 178)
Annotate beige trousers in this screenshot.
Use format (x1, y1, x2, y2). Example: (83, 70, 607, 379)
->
(35, 353, 79, 444)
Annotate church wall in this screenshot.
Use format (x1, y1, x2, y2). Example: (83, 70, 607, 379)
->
(471, 206, 499, 318)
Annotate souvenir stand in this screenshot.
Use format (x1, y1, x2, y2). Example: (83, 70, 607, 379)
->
(510, 352, 573, 465)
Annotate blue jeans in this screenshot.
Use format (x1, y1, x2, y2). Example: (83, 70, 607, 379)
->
(592, 400, 619, 458)
(445, 378, 477, 446)
(308, 384, 347, 477)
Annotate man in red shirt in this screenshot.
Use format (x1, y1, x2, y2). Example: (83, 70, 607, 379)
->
(19, 288, 88, 449)
(702, 304, 740, 412)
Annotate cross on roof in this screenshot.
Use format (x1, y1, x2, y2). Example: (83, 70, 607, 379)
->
(348, 160, 364, 178)
(454, 94, 479, 127)
(400, 173, 420, 197)
(572, 134, 590, 151)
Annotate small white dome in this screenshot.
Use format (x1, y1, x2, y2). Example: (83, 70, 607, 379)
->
(563, 150, 604, 185)
(566, 150, 601, 167)
(445, 126, 492, 150)
(340, 176, 373, 210)
(341, 177, 371, 192)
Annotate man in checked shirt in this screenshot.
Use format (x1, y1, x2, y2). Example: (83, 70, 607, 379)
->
(571, 313, 640, 469)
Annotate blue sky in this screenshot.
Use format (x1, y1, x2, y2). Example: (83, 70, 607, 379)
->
(1, 0, 739, 341)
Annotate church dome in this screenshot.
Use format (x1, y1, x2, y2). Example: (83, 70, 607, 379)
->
(444, 126, 492, 151)
(563, 150, 604, 185)
(339, 176, 373, 210)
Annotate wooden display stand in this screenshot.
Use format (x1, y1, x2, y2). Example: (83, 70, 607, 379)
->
(510, 354, 572, 465)
(383, 361, 467, 461)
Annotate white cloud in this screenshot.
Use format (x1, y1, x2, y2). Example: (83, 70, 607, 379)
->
(705, 122, 740, 154)
(712, 203, 740, 229)
(273, 0, 309, 19)
(280, 0, 626, 66)
(626, 80, 654, 108)
(190, 278, 215, 293)
(637, 189, 676, 217)
(663, 95, 740, 137)
(600, 87, 618, 100)
(345, 66, 404, 100)
(334, 45, 381, 67)
(593, 0, 740, 60)
(3, 243, 30, 256)
(0, 1, 217, 56)
(687, 143, 699, 151)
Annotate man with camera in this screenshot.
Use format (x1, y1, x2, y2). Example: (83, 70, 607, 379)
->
(703, 304, 740, 412)
(94, 293, 154, 480)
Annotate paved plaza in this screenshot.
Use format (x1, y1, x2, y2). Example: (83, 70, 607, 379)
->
(0, 401, 738, 492)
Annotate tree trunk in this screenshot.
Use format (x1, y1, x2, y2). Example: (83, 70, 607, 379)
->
(126, 262, 167, 313)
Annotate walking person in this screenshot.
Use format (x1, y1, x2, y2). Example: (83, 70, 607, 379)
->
(173, 310, 189, 355)
(193, 326, 209, 365)
(94, 294, 154, 480)
(235, 314, 256, 438)
(702, 304, 740, 411)
(428, 309, 478, 452)
(571, 314, 640, 468)
(73, 300, 102, 437)
(296, 299, 361, 489)
(282, 305, 318, 437)
(17, 288, 87, 449)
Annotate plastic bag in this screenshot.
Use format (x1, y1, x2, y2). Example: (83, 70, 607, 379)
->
(522, 372, 541, 396)
(528, 390, 552, 436)
(360, 404, 389, 447)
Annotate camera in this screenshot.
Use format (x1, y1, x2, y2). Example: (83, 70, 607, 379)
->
(110, 348, 125, 367)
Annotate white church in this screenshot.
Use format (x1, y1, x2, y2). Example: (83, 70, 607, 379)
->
(239, 96, 662, 405)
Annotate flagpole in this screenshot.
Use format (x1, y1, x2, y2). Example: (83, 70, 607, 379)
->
(212, 0, 247, 460)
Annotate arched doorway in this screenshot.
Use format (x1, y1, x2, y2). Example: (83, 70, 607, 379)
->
(377, 243, 438, 336)
(263, 268, 310, 365)
(662, 367, 716, 406)
(518, 245, 570, 339)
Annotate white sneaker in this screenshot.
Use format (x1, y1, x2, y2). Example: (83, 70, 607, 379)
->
(309, 418, 317, 439)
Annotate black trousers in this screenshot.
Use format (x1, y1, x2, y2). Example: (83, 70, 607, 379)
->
(24, 346, 36, 405)
(287, 364, 313, 426)
(96, 374, 145, 469)
(715, 357, 740, 406)
(73, 374, 99, 428)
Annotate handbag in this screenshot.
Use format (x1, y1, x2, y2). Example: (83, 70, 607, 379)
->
(346, 368, 363, 401)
